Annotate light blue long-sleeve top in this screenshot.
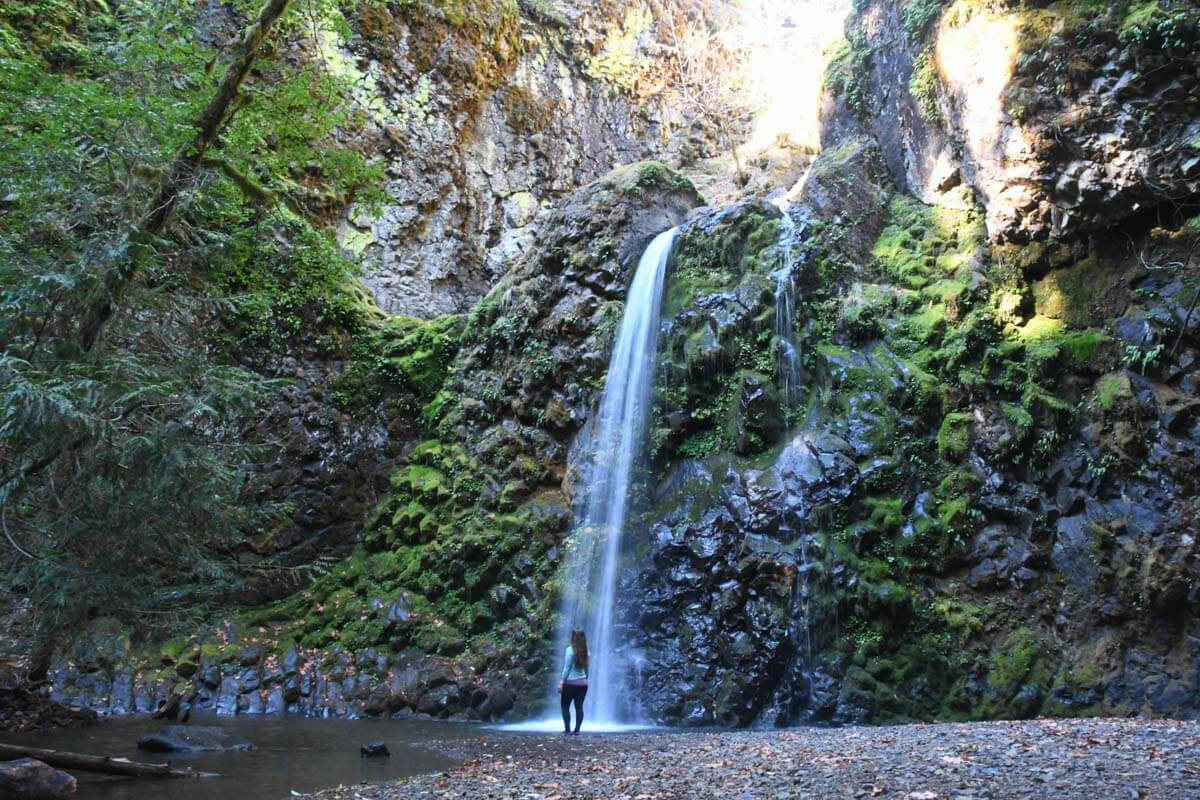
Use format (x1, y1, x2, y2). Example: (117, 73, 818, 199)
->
(560, 645, 587, 682)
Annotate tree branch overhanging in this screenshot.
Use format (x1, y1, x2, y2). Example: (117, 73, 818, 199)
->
(77, 0, 295, 353)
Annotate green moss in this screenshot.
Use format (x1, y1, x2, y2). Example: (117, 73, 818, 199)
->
(822, 21, 872, 117)
(982, 627, 1055, 718)
(937, 495, 970, 531)
(909, 48, 941, 121)
(867, 496, 905, 534)
(903, 0, 947, 42)
(654, 209, 785, 464)
(335, 313, 464, 407)
(936, 412, 971, 461)
(1117, 0, 1199, 48)
(158, 637, 190, 665)
(931, 598, 984, 637)
(1061, 329, 1110, 370)
(1094, 371, 1133, 410)
(872, 195, 985, 293)
(620, 161, 694, 195)
(908, 304, 948, 341)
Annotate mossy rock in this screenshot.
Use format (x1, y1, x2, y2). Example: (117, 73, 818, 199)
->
(982, 627, 1056, 718)
(936, 412, 972, 461)
(614, 160, 696, 196)
(1093, 371, 1134, 411)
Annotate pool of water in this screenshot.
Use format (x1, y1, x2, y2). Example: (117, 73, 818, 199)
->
(0, 714, 483, 799)
(497, 716, 657, 734)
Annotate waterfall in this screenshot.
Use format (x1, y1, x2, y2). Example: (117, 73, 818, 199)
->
(773, 205, 802, 411)
(764, 201, 820, 725)
(541, 226, 678, 729)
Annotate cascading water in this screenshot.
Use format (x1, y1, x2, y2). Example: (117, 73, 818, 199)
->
(534, 227, 679, 730)
(772, 205, 803, 411)
(766, 201, 820, 724)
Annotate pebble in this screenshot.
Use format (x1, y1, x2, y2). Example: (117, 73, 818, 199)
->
(307, 718, 1200, 800)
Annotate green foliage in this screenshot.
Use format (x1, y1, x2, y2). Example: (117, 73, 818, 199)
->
(1093, 371, 1133, 410)
(211, 214, 367, 350)
(903, 0, 947, 43)
(823, 24, 872, 117)
(249, 426, 563, 657)
(872, 195, 985, 291)
(653, 212, 783, 463)
(0, 350, 277, 652)
(677, 429, 719, 460)
(0, 0, 391, 658)
(1119, 0, 1200, 49)
(336, 314, 464, 407)
(936, 413, 971, 461)
(621, 161, 695, 195)
(982, 627, 1054, 717)
(909, 48, 941, 121)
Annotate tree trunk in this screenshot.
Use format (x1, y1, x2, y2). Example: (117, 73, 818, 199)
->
(0, 743, 218, 779)
(77, 0, 293, 352)
(25, 635, 55, 685)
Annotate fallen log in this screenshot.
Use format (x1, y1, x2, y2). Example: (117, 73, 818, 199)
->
(0, 743, 218, 779)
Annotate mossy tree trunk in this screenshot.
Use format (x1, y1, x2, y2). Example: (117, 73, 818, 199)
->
(77, 0, 294, 353)
(17, 0, 293, 682)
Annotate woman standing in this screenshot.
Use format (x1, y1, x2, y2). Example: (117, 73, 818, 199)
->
(558, 628, 589, 735)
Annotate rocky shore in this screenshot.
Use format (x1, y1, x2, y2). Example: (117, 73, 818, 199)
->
(308, 718, 1200, 800)
(0, 684, 95, 735)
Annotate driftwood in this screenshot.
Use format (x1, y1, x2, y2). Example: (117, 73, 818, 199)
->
(152, 691, 183, 720)
(0, 743, 218, 779)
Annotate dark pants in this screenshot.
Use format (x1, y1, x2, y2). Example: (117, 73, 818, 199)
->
(561, 683, 587, 732)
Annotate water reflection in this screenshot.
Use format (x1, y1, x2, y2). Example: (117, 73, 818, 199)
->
(0, 714, 479, 799)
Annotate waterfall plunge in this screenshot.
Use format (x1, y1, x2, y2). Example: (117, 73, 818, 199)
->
(557, 226, 677, 726)
(505, 227, 678, 732)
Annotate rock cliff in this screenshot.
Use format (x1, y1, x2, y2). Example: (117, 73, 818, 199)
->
(46, 0, 1200, 727)
(627, 0, 1200, 724)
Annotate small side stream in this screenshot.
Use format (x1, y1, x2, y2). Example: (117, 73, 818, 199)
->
(0, 715, 482, 799)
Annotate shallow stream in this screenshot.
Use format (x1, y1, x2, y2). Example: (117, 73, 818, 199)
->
(0, 714, 482, 799)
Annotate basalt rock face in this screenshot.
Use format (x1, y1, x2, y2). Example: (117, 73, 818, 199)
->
(146, 0, 728, 602)
(210, 0, 728, 582)
(231, 354, 422, 598)
(626, 134, 1200, 725)
(629, 429, 863, 727)
(825, 0, 1200, 244)
(336, 0, 718, 318)
(622, 0, 1200, 727)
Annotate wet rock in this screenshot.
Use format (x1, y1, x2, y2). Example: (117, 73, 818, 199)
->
(482, 687, 515, 718)
(200, 663, 221, 690)
(238, 668, 261, 693)
(136, 725, 254, 752)
(0, 758, 76, 800)
(1052, 515, 1100, 596)
(416, 684, 463, 718)
(215, 676, 239, 716)
(360, 741, 389, 758)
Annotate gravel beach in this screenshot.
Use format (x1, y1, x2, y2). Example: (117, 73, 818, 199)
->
(307, 718, 1200, 799)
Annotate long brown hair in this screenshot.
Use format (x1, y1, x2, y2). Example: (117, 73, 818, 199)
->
(570, 629, 589, 671)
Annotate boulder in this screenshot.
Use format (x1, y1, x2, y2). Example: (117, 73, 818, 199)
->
(0, 758, 76, 800)
(136, 725, 254, 753)
(360, 741, 389, 758)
